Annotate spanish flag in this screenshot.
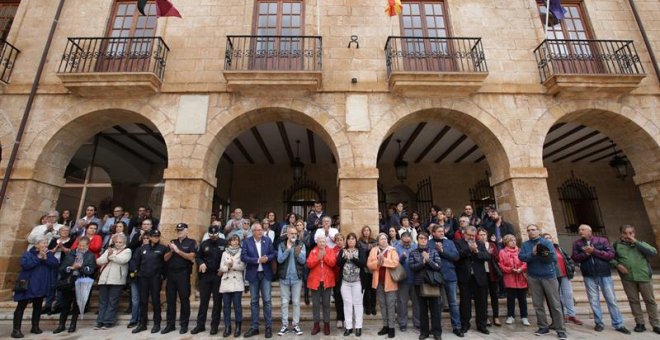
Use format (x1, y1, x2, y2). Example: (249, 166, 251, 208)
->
(138, 0, 182, 18)
(385, 0, 402, 17)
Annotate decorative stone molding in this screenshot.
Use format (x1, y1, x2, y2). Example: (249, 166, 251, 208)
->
(542, 74, 646, 98)
(388, 71, 488, 96)
(222, 71, 322, 92)
(56, 72, 162, 98)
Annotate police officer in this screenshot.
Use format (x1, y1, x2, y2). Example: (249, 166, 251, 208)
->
(191, 225, 227, 335)
(162, 223, 197, 334)
(131, 229, 169, 334)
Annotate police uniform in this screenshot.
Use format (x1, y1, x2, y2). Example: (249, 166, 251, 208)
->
(131, 229, 169, 333)
(191, 226, 227, 334)
(163, 223, 197, 334)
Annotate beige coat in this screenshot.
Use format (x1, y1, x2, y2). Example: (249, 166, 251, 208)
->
(219, 249, 245, 293)
(367, 246, 400, 292)
(96, 247, 132, 285)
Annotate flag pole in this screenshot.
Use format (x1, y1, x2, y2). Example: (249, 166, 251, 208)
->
(544, 0, 551, 38)
(317, 0, 320, 36)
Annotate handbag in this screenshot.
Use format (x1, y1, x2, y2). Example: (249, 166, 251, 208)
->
(423, 269, 444, 287)
(13, 279, 29, 293)
(420, 283, 441, 297)
(389, 264, 407, 282)
(56, 275, 75, 291)
(491, 259, 503, 278)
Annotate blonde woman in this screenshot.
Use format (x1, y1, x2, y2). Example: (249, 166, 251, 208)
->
(367, 233, 400, 338)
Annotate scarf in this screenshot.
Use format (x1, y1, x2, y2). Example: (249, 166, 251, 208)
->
(226, 245, 240, 257)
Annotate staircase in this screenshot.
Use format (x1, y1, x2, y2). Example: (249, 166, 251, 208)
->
(0, 271, 658, 322)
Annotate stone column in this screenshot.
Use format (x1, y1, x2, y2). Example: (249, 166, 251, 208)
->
(635, 172, 660, 253)
(0, 173, 63, 298)
(338, 167, 380, 237)
(491, 167, 557, 241)
(160, 168, 216, 242)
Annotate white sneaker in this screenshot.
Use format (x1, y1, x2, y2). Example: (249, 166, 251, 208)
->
(522, 318, 530, 326)
(292, 325, 303, 335)
(506, 316, 515, 325)
(277, 326, 289, 336)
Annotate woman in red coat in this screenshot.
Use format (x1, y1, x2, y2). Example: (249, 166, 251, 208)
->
(307, 235, 337, 336)
(71, 222, 103, 259)
(498, 234, 529, 326)
(477, 227, 501, 326)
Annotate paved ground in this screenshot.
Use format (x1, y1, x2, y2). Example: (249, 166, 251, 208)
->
(1, 317, 658, 340)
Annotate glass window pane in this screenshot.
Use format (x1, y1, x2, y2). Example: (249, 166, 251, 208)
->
(292, 3, 301, 14)
(292, 16, 300, 28)
(426, 17, 435, 28)
(412, 17, 421, 28)
(403, 17, 411, 28)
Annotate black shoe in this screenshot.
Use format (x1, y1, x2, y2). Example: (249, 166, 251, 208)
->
(615, 327, 631, 335)
(265, 327, 272, 338)
(53, 325, 66, 334)
(132, 325, 147, 334)
(634, 324, 646, 332)
(68, 315, 78, 333)
(127, 322, 138, 328)
(179, 326, 188, 334)
(419, 333, 429, 340)
(557, 331, 567, 340)
(190, 325, 205, 334)
(210, 325, 218, 335)
(222, 325, 231, 337)
(29, 326, 42, 334)
(388, 328, 395, 338)
(378, 326, 388, 335)
(344, 329, 353, 336)
(535, 327, 550, 336)
(161, 325, 175, 334)
(355, 328, 361, 337)
(477, 327, 489, 335)
(434, 335, 442, 340)
(594, 324, 604, 332)
(452, 329, 464, 337)
(653, 326, 660, 335)
(244, 328, 259, 338)
(42, 307, 51, 315)
(151, 324, 161, 333)
(10, 329, 23, 338)
(234, 322, 242, 338)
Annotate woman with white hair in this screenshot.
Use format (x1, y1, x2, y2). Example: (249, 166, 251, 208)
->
(367, 232, 401, 338)
(95, 233, 132, 329)
(307, 234, 337, 335)
(11, 237, 59, 338)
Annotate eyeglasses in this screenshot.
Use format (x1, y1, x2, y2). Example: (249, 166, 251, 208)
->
(47, 215, 57, 218)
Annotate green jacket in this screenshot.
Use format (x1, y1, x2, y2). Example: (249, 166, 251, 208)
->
(610, 240, 657, 282)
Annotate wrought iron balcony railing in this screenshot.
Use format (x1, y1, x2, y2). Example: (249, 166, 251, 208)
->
(0, 38, 19, 84)
(534, 39, 644, 82)
(385, 36, 487, 77)
(224, 35, 322, 71)
(58, 37, 170, 80)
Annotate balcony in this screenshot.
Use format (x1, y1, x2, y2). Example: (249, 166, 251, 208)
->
(0, 38, 19, 85)
(534, 39, 646, 97)
(223, 35, 322, 92)
(56, 37, 169, 97)
(385, 36, 488, 95)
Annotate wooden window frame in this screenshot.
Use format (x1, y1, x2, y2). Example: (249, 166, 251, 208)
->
(251, 0, 305, 37)
(0, 0, 20, 41)
(539, 0, 595, 41)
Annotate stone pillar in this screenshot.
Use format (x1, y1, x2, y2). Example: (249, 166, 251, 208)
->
(0, 174, 63, 298)
(160, 168, 216, 242)
(491, 167, 557, 241)
(338, 167, 379, 238)
(635, 172, 660, 253)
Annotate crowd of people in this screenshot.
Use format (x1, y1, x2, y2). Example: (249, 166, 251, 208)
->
(11, 202, 660, 340)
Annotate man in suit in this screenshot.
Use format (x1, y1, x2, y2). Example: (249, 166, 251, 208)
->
(241, 222, 276, 338)
(454, 226, 491, 335)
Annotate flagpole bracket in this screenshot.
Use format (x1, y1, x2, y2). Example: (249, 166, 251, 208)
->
(348, 35, 359, 49)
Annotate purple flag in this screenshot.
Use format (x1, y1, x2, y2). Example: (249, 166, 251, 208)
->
(549, 0, 565, 22)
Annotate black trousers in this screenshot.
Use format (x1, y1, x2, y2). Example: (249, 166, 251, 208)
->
(14, 298, 43, 330)
(459, 276, 488, 330)
(60, 289, 81, 316)
(139, 276, 162, 326)
(196, 274, 221, 328)
(362, 273, 377, 313)
(334, 284, 344, 322)
(487, 280, 500, 318)
(166, 270, 191, 327)
(415, 286, 442, 336)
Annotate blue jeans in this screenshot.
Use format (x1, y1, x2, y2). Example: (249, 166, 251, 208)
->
(130, 280, 140, 323)
(584, 276, 624, 328)
(280, 280, 302, 327)
(443, 280, 461, 330)
(558, 276, 576, 317)
(249, 272, 272, 329)
(223, 291, 243, 327)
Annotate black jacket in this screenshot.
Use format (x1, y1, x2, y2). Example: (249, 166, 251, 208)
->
(486, 221, 515, 245)
(130, 242, 169, 278)
(454, 239, 491, 287)
(196, 238, 227, 277)
(408, 246, 442, 286)
(59, 250, 96, 279)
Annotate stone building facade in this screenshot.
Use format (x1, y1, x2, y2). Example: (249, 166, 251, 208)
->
(0, 0, 658, 296)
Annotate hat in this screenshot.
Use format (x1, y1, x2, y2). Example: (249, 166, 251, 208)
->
(149, 229, 161, 237)
(175, 223, 188, 231)
(208, 225, 220, 235)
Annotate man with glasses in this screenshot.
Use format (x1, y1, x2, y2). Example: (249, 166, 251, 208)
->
(72, 205, 101, 238)
(101, 206, 130, 245)
(27, 210, 62, 249)
(455, 226, 490, 335)
(519, 224, 567, 339)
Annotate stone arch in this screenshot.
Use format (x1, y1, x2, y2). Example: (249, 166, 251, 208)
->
(29, 106, 171, 186)
(531, 102, 660, 178)
(370, 101, 515, 182)
(202, 105, 351, 182)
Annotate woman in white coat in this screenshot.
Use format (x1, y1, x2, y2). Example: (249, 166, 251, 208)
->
(220, 234, 245, 337)
(95, 233, 132, 329)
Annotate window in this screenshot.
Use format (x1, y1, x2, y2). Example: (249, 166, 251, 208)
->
(557, 176, 604, 234)
(0, 0, 20, 41)
(469, 178, 496, 219)
(398, 1, 454, 71)
(252, 0, 304, 70)
(539, 1, 592, 41)
(283, 177, 325, 219)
